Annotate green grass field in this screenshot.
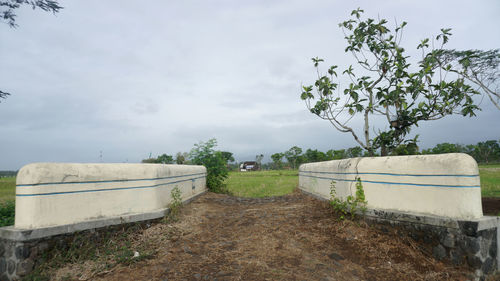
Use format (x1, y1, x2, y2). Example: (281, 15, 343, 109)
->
(479, 164, 500, 198)
(0, 177, 16, 226)
(226, 170, 298, 197)
(0, 177, 15, 202)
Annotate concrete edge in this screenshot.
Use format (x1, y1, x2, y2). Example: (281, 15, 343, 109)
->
(0, 190, 207, 242)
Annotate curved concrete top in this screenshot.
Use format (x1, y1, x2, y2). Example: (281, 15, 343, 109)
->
(15, 163, 207, 229)
(299, 153, 482, 219)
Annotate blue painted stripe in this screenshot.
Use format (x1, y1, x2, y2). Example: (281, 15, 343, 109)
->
(16, 176, 205, 197)
(300, 170, 479, 177)
(300, 174, 480, 188)
(16, 172, 207, 187)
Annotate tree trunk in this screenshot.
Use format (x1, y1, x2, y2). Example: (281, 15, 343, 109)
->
(381, 145, 388, 156)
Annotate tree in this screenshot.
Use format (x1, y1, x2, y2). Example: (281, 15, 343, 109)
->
(255, 154, 264, 169)
(141, 154, 174, 164)
(346, 146, 363, 158)
(156, 154, 174, 164)
(390, 138, 419, 156)
(475, 140, 500, 164)
(175, 152, 189, 164)
(270, 153, 284, 169)
(284, 146, 302, 169)
(421, 143, 464, 154)
(0, 91, 8, 103)
(1, 0, 63, 100)
(1, 0, 62, 27)
(220, 151, 235, 163)
(301, 8, 483, 156)
(303, 149, 327, 163)
(438, 49, 499, 110)
(326, 149, 347, 160)
(189, 138, 228, 193)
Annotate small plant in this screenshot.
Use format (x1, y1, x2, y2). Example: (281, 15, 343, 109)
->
(0, 200, 15, 227)
(329, 177, 367, 220)
(165, 186, 182, 222)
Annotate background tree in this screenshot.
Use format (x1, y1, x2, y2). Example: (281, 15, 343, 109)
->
(346, 146, 363, 158)
(303, 149, 327, 163)
(255, 154, 264, 170)
(326, 149, 347, 160)
(421, 143, 464, 154)
(156, 154, 174, 164)
(301, 8, 484, 156)
(221, 151, 235, 163)
(420, 140, 500, 164)
(141, 154, 174, 164)
(175, 152, 189, 164)
(189, 138, 228, 193)
(270, 153, 284, 169)
(475, 140, 500, 164)
(284, 146, 302, 169)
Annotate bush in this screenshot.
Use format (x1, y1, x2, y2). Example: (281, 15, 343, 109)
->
(189, 139, 229, 193)
(0, 200, 15, 227)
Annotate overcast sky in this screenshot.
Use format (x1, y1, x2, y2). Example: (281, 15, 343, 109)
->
(0, 0, 499, 170)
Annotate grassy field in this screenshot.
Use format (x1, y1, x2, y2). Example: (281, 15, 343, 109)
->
(0, 177, 15, 202)
(226, 170, 298, 197)
(479, 164, 500, 198)
(0, 177, 16, 226)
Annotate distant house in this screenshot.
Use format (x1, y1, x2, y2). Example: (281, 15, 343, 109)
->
(239, 161, 259, 171)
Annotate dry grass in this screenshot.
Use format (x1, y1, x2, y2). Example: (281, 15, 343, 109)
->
(34, 192, 472, 281)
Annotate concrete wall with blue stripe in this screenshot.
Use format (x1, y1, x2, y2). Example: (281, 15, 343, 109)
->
(15, 163, 207, 229)
(299, 153, 483, 219)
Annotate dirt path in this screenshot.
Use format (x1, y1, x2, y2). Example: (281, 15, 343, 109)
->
(55, 191, 470, 280)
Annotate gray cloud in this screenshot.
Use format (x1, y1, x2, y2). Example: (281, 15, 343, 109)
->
(0, 0, 499, 169)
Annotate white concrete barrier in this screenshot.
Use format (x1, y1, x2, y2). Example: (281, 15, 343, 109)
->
(15, 163, 206, 229)
(299, 153, 483, 219)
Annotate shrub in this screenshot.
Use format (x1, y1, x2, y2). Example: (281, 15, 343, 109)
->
(189, 139, 229, 193)
(0, 200, 15, 227)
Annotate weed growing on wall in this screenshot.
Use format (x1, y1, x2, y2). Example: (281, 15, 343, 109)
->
(329, 177, 367, 220)
(0, 200, 15, 227)
(165, 186, 182, 222)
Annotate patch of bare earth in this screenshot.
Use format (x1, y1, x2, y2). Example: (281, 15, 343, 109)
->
(51, 191, 472, 280)
(482, 197, 500, 215)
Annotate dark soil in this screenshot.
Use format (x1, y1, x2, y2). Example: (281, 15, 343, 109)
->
(72, 191, 470, 281)
(482, 197, 500, 216)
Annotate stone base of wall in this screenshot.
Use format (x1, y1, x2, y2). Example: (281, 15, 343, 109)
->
(364, 209, 498, 280)
(301, 189, 500, 280)
(0, 219, 163, 280)
(0, 191, 206, 280)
